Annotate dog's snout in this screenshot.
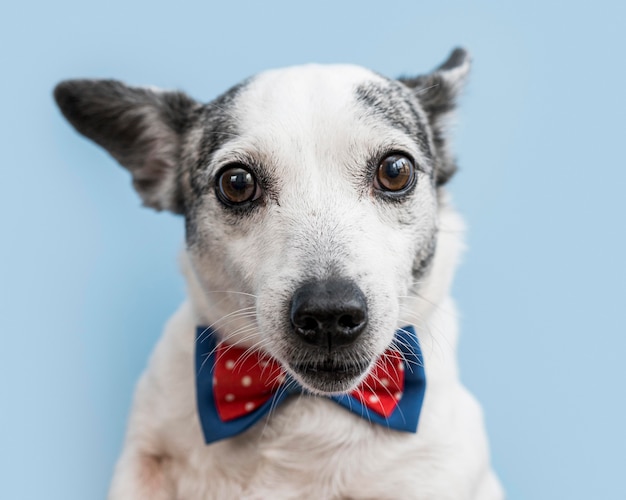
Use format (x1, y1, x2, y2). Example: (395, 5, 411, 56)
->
(290, 279, 368, 350)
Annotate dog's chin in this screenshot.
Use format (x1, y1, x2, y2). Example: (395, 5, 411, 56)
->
(286, 359, 372, 395)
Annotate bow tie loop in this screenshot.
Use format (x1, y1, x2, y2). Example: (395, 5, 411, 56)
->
(213, 344, 285, 421)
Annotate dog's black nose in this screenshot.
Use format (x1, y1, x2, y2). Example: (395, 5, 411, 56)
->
(290, 279, 368, 351)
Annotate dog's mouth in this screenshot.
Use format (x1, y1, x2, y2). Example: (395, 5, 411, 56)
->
(292, 359, 369, 376)
(288, 358, 371, 394)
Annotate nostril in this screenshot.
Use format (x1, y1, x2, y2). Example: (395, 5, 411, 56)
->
(297, 316, 320, 332)
(337, 313, 363, 330)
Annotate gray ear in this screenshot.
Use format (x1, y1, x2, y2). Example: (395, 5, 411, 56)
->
(399, 48, 471, 185)
(54, 79, 200, 213)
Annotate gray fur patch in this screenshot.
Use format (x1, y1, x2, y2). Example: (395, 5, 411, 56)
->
(411, 232, 438, 283)
(182, 80, 251, 245)
(354, 80, 433, 162)
(398, 48, 471, 186)
(189, 80, 250, 195)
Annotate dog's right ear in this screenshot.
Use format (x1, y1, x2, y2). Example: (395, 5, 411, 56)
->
(54, 80, 200, 213)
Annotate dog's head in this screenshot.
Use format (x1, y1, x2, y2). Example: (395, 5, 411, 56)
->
(55, 49, 469, 394)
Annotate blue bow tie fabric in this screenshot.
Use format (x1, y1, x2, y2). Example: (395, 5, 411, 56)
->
(195, 325, 426, 444)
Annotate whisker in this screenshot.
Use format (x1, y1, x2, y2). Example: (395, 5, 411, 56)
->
(368, 369, 406, 426)
(357, 377, 376, 427)
(259, 378, 299, 442)
(415, 83, 440, 95)
(233, 338, 274, 371)
(204, 290, 259, 299)
(399, 291, 459, 320)
(196, 306, 257, 343)
(203, 101, 242, 122)
(211, 332, 266, 361)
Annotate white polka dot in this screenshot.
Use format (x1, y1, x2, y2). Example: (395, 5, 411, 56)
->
(225, 360, 235, 370)
(241, 375, 252, 387)
(398, 362, 405, 372)
(260, 360, 270, 367)
(225, 393, 235, 402)
(381, 377, 390, 387)
(245, 402, 255, 411)
(276, 374, 286, 384)
(368, 394, 379, 404)
(212, 377, 217, 386)
(394, 391, 403, 400)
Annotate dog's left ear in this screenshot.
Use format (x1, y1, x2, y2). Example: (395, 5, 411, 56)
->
(399, 48, 471, 185)
(54, 79, 200, 213)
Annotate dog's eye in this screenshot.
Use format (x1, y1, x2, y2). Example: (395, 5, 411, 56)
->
(375, 154, 415, 192)
(216, 165, 259, 205)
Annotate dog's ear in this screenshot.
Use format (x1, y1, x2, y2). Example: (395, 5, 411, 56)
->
(54, 79, 200, 213)
(399, 48, 471, 185)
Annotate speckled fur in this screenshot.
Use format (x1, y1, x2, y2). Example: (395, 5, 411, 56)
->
(55, 48, 503, 499)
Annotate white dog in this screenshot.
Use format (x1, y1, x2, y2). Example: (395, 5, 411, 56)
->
(55, 48, 503, 499)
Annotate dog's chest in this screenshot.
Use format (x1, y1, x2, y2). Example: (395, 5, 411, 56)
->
(169, 397, 450, 500)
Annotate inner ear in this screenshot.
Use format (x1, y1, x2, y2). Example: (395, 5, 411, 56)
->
(54, 79, 199, 213)
(400, 48, 470, 118)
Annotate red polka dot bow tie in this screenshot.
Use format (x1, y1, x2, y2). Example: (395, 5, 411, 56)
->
(195, 326, 426, 444)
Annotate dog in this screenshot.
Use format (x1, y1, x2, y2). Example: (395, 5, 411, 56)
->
(54, 48, 504, 499)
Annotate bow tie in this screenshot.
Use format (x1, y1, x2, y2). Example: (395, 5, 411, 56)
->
(195, 325, 426, 444)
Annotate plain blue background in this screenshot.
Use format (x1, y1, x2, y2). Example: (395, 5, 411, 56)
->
(1, 1, 625, 498)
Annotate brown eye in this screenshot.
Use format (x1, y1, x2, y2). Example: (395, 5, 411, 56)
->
(216, 165, 258, 205)
(375, 154, 416, 192)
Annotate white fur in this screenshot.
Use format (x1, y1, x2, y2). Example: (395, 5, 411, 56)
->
(107, 64, 503, 499)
